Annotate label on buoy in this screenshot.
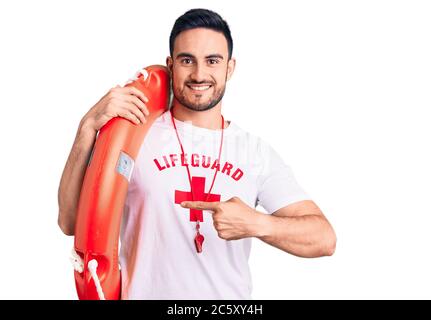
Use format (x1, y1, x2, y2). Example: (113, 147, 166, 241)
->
(116, 151, 134, 181)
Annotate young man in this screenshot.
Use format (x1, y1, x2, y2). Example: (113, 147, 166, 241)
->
(58, 8, 336, 299)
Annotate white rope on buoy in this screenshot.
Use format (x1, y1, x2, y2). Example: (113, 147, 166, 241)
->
(124, 68, 149, 85)
(70, 248, 84, 273)
(70, 248, 106, 300)
(87, 259, 105, 300)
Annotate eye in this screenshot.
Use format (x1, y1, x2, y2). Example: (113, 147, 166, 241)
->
(181, 58, 193, 64)
(208, 58, 220, 65)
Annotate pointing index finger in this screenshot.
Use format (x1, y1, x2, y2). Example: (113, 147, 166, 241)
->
(181, 201, 220, 211)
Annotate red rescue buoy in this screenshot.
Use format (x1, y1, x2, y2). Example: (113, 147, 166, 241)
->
(73, 65, 170, 300)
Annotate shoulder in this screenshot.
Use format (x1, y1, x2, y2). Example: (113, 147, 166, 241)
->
(227, 121, 267, 151)
(152, 110, 171, 128)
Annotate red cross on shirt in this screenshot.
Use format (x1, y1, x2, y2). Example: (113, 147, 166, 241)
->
(175, 176, 221, 222)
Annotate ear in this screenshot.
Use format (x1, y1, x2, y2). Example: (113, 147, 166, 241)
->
(166, 56, 173, 74)
(226, 58, 236, 81)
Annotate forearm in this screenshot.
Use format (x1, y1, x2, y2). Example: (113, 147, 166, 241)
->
(254, 212, 336, 258)
(57, 119, 96, 235)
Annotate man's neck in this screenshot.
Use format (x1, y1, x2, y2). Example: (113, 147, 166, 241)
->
(170, 101, 229, 130)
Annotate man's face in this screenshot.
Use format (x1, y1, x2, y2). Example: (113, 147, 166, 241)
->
(167, 28, 235, 112)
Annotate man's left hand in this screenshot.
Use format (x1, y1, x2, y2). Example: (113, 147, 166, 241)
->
(181, 197, 265, 240)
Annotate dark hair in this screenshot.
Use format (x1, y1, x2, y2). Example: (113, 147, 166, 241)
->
(169, 8, 233, 59)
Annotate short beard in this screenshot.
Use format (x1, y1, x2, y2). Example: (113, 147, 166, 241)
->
(174, 85, 225, 112)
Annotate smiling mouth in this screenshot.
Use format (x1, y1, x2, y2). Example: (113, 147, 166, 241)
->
(187, 84, 213, 91)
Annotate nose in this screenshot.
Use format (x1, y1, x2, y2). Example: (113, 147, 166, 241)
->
(189, 63, 208, 83)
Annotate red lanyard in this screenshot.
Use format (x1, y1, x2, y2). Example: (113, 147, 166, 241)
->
(170, 108, 224, 253)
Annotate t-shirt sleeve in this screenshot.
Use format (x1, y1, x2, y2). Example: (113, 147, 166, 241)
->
(256, 140, 311, 214)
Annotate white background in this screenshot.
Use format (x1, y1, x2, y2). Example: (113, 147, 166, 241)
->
(0, 0, 430, 299)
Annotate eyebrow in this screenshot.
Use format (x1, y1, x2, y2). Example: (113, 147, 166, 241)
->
(176, 52, 224, 60)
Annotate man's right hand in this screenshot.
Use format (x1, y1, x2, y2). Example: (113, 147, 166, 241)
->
(81, 85, 150, 132)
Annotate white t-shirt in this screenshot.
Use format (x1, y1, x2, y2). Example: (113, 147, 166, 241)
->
(119, 110, 310, 300)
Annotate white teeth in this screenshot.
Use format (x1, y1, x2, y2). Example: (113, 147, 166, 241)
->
(189, 85, 211, 91)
